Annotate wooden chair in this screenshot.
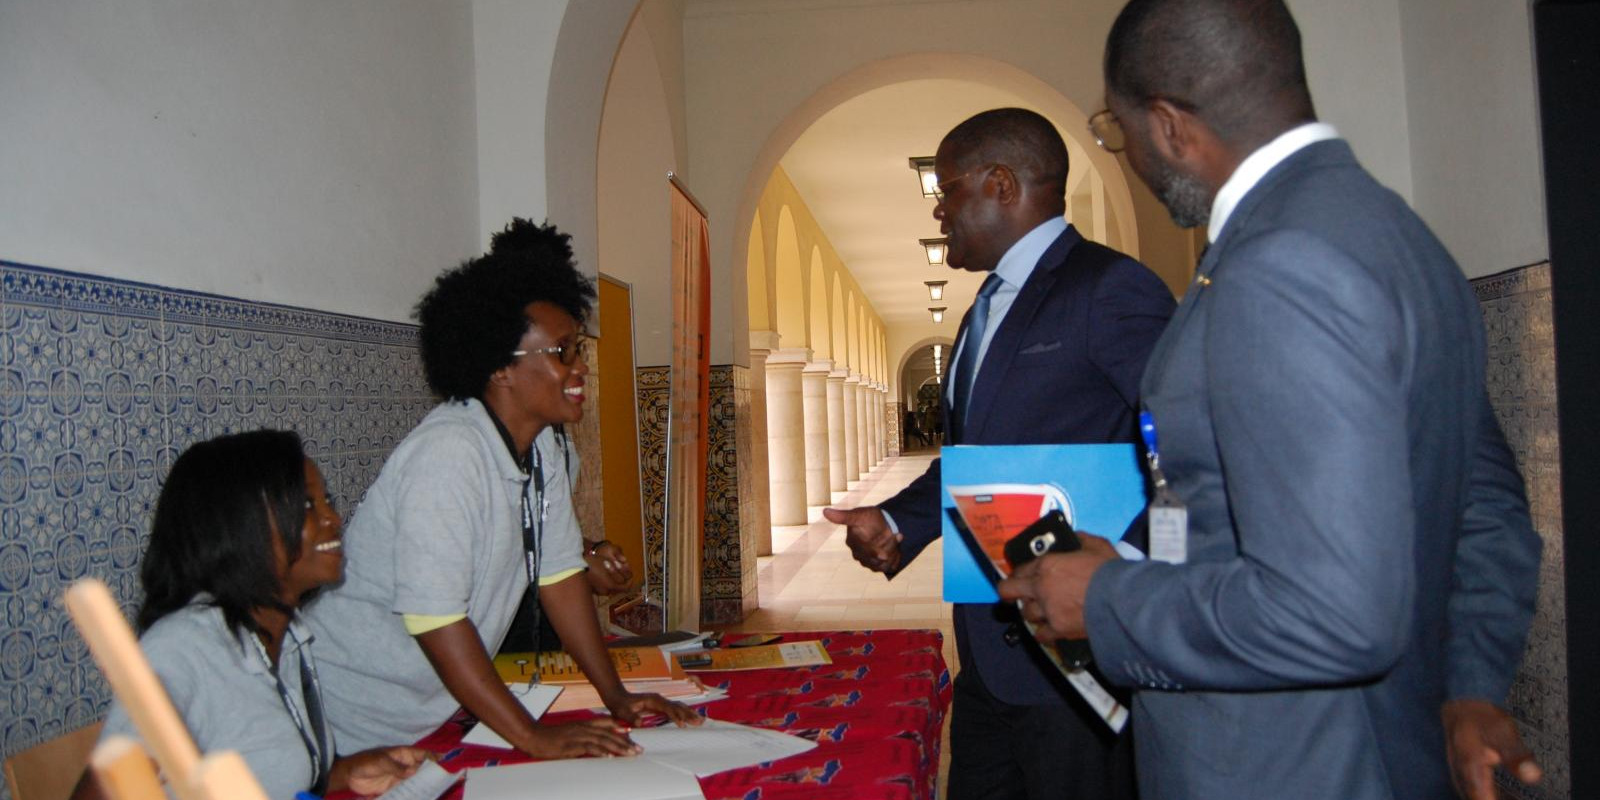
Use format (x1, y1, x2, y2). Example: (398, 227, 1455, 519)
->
(87, 737, 268, 800)
(2, 722, 103, 800)
(86, 736, 163, 800)
(64, 579, 270, 800)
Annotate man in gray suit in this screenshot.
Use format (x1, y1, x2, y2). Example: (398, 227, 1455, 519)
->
(999, 1, 1542, 798)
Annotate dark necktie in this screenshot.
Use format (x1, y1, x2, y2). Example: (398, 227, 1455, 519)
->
(950, 273, 1004, 442)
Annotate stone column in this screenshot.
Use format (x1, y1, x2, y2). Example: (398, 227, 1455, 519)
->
(764, 348, 810, 526)
(801, 359, 832, 506)
(877, 385, 888, 461)
(887, 399, 903, 457)
(854, 378, 869, 476)
(842, 376, 861, 483)
(826, 369, 847, 493)
(863, 382, 877, 468)
(747, 331, 779, 555)
(876, 384, 889, 467)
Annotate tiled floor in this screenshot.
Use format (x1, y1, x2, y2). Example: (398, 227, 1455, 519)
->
(711, 447, 957, 798)
(715, 449, 951, 644)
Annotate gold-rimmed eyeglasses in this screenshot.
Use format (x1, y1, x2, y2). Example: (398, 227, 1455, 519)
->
(1088, 110, 1125, 153)
(512, 335, 589, 366)
(932, 163, 997, 199)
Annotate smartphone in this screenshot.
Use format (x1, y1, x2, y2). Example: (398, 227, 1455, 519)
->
(729, 633, 783, 648)
(1003, 511, 1094, 669)
(1003, 509, 1082, 569)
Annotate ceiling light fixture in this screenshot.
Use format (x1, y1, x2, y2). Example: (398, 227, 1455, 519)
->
(908, 157, 938, 198)
(924, 280, 948, 301)
(929, 306, 947, 324)
(920, 238, 948, 266)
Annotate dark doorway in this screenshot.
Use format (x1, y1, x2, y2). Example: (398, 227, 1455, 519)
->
(1535, 2, 1600, 796)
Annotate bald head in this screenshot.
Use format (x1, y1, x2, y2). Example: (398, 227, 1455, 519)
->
(1105, 0, 1315, 147)
(939, 108, 1069, 215)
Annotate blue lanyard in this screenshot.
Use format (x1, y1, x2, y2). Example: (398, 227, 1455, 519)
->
(1139, 410, 1170, 490)
(251, 629, 329, 795)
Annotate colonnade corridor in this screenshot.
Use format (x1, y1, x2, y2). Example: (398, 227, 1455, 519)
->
(710, 449, 956, 798)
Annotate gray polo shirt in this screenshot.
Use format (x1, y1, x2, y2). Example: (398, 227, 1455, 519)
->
(100, 602, 331, 800)
(303, 400, 585, 751)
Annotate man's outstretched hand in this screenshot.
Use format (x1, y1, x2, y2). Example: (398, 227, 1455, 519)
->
(823, 506, 902, 574)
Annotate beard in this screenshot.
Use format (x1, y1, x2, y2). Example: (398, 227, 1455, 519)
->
(1153, 160, 1212, 229)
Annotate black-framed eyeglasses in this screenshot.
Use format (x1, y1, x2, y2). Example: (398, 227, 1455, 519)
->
(1088, 110, 1125, 153)
(933, 163, 998, 200)
(512, 335, 589, 366)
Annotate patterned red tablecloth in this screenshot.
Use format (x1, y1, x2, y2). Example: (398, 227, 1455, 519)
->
(389, 629, 951, 800)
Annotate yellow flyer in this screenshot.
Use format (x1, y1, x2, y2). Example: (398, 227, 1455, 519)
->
(494, 646, 683, 683)
(675, 640, 831, 671)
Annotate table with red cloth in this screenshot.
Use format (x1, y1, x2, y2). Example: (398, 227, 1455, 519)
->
(394, 629, 952, 800)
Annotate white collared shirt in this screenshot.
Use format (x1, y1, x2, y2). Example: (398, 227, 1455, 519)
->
(1207, 122, 1340, 243)
(948, 216, 1069, 405)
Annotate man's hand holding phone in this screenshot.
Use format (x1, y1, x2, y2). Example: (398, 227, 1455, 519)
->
(997, 515, 1119, 643)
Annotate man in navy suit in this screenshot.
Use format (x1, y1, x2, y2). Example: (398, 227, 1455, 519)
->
(825, 108, 1174, 800)
(999, 2, 1542, 799)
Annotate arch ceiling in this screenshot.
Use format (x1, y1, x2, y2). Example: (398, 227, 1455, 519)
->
(777, 73, 1136, 329)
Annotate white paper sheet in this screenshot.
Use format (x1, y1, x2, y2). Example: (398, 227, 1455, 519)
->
(459, 683, 563, 749)
(464, 757, 705, 800)
(376, 759, 463, 800)
(629, 718, 817, 777)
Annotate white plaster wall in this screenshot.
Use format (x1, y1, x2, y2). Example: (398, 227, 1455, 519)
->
(0, 0, 479, 322)
(1397, 0, 1547, 278)
(545, 1, 641, 284)
(475, 0, 569, 248)
(1288, 0, 1415, 202)
(597, 11, 680, 366)
(684, 0, 1421, 373)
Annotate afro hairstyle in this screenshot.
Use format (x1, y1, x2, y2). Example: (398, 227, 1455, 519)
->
(414, 219, 596, 401)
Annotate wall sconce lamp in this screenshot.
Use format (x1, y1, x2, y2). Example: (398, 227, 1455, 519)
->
(929, 306, 947, 324)
(908, 157, 938, 198)
(924, 280, 948, 301)
(920, 238, 948, 266)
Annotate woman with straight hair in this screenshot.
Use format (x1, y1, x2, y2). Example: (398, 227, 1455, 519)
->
(71, 430, 428, 800)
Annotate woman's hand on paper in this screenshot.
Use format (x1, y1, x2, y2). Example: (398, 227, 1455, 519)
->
(524, 718, 644, 758)
(330, 746, 431, 796)
(605, 690, 704, 728)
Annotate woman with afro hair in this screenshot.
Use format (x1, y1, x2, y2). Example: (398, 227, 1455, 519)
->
(304, 220, 699, 759)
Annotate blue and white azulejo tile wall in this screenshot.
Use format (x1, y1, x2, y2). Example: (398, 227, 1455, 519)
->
(0, 260, 434, 788)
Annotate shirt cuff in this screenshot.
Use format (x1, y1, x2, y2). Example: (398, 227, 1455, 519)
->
(403, 612, 467, 636)
(880, 509, 904, 540)
(539, 567, 585, 587)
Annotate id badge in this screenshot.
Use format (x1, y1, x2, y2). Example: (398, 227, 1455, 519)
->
(1147, 489, 1188, 564)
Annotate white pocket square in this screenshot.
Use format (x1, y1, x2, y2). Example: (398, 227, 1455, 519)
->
(1018, 340, 1063, 355)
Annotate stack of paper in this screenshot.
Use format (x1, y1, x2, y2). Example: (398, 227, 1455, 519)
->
(545, 678, 724, 714)
(463, 720, 818, 800)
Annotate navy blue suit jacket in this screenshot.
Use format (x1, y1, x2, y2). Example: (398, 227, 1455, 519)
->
(879, 224, 1174, 706)
(1084, 141, 1541, 799)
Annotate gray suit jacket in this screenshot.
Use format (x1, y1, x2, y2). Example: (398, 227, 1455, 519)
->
(1083, 140, 1541, 799)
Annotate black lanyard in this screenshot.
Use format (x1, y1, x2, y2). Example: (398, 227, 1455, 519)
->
(487, 407, 552, 669)
(251, 629, 330, 795)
